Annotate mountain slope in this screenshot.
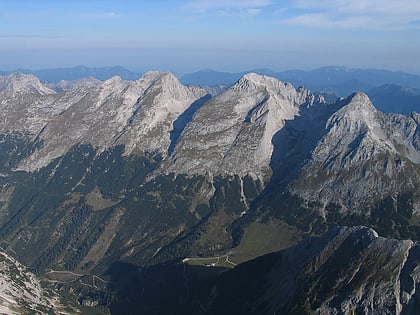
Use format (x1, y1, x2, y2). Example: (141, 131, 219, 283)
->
(208, 226, 420, 315)
(0, 249, 76, 314)
(0, 71, 419, 313)
(289, 92, 420, 214)
(167, 73, 325, 180)
(11, 71, 207, 171)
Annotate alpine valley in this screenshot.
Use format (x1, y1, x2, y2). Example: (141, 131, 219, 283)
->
(0, 70, 419, 314)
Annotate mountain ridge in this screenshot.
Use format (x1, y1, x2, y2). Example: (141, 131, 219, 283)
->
(0, 69, 419, 313)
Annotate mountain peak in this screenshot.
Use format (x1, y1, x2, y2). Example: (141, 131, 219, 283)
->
(235, 72, 293, 91)
(348, 91, 373, 104)
(101, 75, 123, 88)
(0, 72, 55, 95)
(167, 73, 324, 179)
(332, 92, 378, 124)
(140, 70, 176, 85)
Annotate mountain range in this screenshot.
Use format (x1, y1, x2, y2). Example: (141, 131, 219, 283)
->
(4, 64, 419, 114)
(0, 70, 419, 313)
(0, 65, 140, 83)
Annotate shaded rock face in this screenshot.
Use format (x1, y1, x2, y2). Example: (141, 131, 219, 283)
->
(209, 226, 420, 315)
(286, 92, 420, 213)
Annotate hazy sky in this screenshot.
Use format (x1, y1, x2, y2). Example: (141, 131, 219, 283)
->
(1, 0, 420, 74)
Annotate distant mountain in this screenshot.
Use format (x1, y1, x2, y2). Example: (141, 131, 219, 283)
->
(180, 69, 244, 86)
(47, 77, 102, 92)
(277, 66, 420, 94)
(367, 84, 420, 114)
(1, 65, 141, 83)
(181, 66, 420, 101)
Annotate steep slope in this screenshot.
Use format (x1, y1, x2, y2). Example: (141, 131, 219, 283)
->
(208, 226, 420, 315)
(0, 73, 55, 95)
(15, 71, 207, 171)
(0, 249, 76, 314)
(0, 86, 85, 135)
(167, 73, 325, 180)
(289, 92, 420, 214)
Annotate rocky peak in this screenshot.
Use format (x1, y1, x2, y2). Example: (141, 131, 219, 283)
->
(14, 71, 207, 171)
(165, 73, 325, 180)
(290, 92, 420, 213)
(327, 92, 379, 131)
(134, 71, 206, 113)
(138, 70, 170, 84)
(0, 72, 55, 95)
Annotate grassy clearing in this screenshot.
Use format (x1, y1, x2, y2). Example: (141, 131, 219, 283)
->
(230, 218, 301, 264)
(44, 270, 83, 282)
(184, 219, 301, 269)
(86, 187, 119, 211)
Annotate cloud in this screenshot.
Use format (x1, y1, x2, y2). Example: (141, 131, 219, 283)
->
(184, 0, 271, 16)
(278, 0, 420, 30)
(80, 11, 122, 19)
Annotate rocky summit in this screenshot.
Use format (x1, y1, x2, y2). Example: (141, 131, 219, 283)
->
(0, 71, 419, 313)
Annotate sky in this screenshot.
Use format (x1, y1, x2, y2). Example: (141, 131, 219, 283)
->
(1, 0, 420, 74)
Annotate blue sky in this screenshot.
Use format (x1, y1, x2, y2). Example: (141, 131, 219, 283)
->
(1, 0, 420, 74)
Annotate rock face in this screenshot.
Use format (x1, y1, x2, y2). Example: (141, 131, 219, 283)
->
(0, 73, 55, 95)
(166, 73, 325, 180)
(290, 92, 420, 213)
(0, 249, 71, 314)
(7, 71, 207, 171)
(209, 226, 420, 315)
